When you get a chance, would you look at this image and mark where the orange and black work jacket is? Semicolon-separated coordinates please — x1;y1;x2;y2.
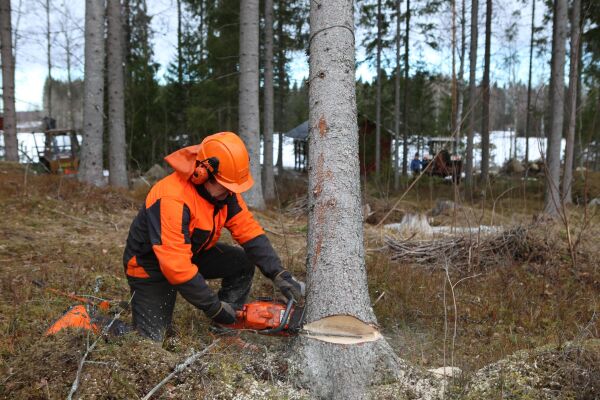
123;172;284;312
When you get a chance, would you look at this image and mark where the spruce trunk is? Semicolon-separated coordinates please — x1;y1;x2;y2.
79;0;106;186
239;0;265;209
0;0;18;162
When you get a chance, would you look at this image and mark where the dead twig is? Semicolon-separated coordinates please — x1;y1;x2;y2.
141;339;221;400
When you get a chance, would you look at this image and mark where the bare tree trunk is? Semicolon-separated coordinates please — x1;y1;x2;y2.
525;0;536;166
465;0;478;187
394;0;401;190
451;0;457;148
544;0;567;216
0;0;18;162
480;0;491;186
46;0;53;119
239;0;265;209
561;0;581;204
79;0;106;186
107;0;128;188
402;0;410;177
263;0;275;201
375;0;382;175
275;0;285;173
292;1;391;398
455;0;466;151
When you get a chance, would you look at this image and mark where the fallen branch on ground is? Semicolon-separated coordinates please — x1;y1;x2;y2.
142;339;221;400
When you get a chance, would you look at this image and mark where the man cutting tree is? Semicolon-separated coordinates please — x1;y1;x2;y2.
123;132;304;341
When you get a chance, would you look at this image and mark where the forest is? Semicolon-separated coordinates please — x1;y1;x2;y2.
1;0;600;399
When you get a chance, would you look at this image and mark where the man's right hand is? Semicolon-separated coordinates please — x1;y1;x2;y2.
206;301;236;325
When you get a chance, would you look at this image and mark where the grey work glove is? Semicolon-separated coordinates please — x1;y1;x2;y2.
273;271;305;302
205;301;236;325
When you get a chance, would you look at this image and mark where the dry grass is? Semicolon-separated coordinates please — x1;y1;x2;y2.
1;163;599;399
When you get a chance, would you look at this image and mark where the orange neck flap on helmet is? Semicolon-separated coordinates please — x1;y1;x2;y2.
164;144;202;180
164;132;254;193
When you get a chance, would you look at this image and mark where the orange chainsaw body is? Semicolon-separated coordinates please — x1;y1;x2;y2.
225;300;293;331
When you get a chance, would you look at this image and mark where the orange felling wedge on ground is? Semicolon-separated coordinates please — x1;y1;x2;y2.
45;305;99;336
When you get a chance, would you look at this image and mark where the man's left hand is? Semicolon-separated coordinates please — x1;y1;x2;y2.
273;271;305;302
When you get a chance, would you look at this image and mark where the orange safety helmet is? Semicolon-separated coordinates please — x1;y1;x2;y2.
164;132;254;193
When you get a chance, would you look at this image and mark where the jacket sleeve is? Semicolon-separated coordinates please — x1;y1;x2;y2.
225;194;284;280
148;197;219;312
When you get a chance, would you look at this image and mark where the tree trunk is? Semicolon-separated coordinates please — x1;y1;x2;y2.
544;0;567;216
525;0;536;166
456;0;466;152
239;0;265;209
291;1;392;398
394;0;401;190
263;0;275;201
375;0;382;175
46;0;53;119
402;0;410;177
480;0;491;186
275;0;286;173
561;0;581;204
451;0;457;149
79;0;106;186
107;0;128;188
465;0;478;187
0;0;18;162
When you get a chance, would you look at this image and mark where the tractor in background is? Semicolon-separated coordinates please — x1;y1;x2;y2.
422;137;462;184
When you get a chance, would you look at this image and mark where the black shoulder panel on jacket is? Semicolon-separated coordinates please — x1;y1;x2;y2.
225;194;242;221
147;200;162;245
182;204;191;244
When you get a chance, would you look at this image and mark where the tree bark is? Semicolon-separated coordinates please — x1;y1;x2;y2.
291;1;390;398
0;0;18;162
394;0;401;190
561;0;581;204
107;0;128;188
275;0;286;173
465;0;478;188
375;0;382;175
544;0;567;216
263;0;275;201
79;0;106;186
525;0;536;166
402;0;410;177
455;0;466;152
480;0;492;186
239;0;265;209
46;0;53;119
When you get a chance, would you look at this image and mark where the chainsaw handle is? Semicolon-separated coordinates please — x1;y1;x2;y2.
258;297;295;335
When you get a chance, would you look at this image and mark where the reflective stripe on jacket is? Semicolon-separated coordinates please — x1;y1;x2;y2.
123;172;281;285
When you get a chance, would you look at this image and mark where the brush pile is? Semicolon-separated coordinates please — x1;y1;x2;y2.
385;224;557;269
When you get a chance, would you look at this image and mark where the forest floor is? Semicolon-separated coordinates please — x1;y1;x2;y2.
1;162;599;399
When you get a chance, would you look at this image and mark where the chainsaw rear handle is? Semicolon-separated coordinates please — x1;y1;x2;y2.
257;297;295;335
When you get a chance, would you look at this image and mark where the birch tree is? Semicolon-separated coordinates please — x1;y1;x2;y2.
0;0;18;162
239;0;265;209
544;0;567;216
263;0;275;201
375;0;382;175
107;0;128;187
79;0;106;186
561;0;581;204
394;0;401;190
402;0;410;177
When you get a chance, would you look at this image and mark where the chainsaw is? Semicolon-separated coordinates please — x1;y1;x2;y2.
220;297;305;336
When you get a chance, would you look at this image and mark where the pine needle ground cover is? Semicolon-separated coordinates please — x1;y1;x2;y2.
1;162;599;399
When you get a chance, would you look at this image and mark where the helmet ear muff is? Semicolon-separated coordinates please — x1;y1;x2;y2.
191;157;219;185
